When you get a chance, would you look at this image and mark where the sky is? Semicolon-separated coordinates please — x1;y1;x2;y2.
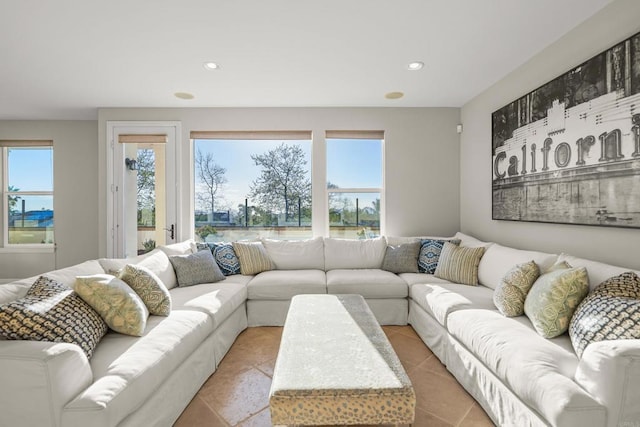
193;138;382;212
6;148;54;212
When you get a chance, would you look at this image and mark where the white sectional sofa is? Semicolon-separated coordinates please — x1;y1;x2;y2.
0;233;638;427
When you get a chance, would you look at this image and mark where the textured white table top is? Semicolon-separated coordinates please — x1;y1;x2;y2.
271;294;413;395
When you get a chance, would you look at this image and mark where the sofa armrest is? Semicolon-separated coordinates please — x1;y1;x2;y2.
0;341;92;427
575;339;640;427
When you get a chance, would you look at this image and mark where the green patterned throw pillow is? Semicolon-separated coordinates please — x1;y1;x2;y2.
119;264;171;316
0;276;108;359
434;242;485;286
524;267;589;338
493;261;540;317
74;274;149;336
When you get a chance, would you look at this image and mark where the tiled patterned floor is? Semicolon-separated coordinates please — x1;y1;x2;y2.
174;326;495;427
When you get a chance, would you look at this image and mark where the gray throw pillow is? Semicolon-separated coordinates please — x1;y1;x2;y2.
381;242;421;274
169;250;226;287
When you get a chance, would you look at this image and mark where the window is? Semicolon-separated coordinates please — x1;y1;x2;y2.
326;131;383;239
190;131;312;242
1;140;54;247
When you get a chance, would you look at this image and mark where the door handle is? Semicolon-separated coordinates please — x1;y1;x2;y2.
164;224;175;240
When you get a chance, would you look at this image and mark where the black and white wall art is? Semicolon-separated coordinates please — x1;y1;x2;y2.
492;31;640;228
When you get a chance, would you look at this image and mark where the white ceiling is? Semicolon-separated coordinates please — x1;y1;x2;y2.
0;0;613;120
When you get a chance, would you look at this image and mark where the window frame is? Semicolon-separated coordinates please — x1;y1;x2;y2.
190;131;314;242
0;141;54;250
325;131;384;238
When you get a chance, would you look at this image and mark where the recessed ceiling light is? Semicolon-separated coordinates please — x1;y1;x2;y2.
174;92;195;100
385;91;404;100
407;61;424;71
203;61;220;70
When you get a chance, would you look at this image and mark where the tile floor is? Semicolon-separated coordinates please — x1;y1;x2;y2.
174;326;495;427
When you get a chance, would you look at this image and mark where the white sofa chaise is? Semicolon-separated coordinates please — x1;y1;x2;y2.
1;233;639;427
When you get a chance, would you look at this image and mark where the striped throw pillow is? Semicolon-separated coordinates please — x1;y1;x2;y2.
232;242;273;275
434;242;485;286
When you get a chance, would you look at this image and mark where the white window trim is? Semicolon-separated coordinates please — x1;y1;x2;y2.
327;188;381;194
191;133;314;240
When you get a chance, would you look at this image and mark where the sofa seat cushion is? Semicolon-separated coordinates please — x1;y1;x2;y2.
219;274;254;286
326;269;408;298
63;310;213;427
170;281;248;329
247;270;326;300
409;283;495;327
262;237;325;270
446;309;604;425
398;273;455;286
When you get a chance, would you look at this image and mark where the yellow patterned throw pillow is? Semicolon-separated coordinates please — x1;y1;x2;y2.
524;267;589;338
434;242;485;286
493;261;540;317
232;241;274;275
119;264;171;316
74;274;149;336
0;276;108;359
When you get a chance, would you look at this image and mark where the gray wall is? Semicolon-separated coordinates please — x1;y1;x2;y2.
0;108;459;279
460;0;640;270
97;107;461;256
0;121;99;279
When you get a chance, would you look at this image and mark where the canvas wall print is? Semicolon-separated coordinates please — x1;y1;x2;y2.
492;31;640;228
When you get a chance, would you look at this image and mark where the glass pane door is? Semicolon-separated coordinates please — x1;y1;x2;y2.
112;127;176;258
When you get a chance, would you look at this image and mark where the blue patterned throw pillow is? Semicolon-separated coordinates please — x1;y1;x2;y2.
196;242;241;276
418;239;461;274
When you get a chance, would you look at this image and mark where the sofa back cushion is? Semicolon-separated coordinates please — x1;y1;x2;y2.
454;232;493;248
558;253;640;291
99;249;178;290
478;243;558;290
385;235;455;246
262;237;325;270
324;237;386;270
45;260;106;288
158;239;196;256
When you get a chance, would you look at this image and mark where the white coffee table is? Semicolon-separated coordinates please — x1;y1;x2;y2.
269;294;415;426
